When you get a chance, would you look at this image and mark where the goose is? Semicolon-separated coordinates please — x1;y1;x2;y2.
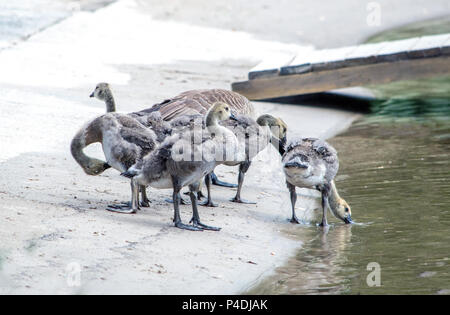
281;138;352;226
121;102;239;231
70;111;164;211
137;89;255;188
199;113;288;206
71;83;174;208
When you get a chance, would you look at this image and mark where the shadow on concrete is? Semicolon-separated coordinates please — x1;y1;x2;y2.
263;92;373;114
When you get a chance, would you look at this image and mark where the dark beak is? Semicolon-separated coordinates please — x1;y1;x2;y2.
344;215;353;224
284;161;308;169
229;113;238;121
89;92;94;98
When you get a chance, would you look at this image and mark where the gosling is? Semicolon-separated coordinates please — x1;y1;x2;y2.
281;138;352;226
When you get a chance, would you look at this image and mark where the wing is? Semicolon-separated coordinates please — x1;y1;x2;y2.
134;89;254;121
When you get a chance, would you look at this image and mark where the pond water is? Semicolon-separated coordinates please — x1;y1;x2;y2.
248;119;450;295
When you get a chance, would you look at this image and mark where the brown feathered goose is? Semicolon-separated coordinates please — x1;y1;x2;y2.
281;138;352;226
136;89;255;188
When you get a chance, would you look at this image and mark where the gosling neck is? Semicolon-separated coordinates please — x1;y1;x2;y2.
269;135;285;156
70;130;97;173
205;110;218;128
104;89;116;112
328;180;341;214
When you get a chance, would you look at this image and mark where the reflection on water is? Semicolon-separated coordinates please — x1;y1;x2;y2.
248;119;450;295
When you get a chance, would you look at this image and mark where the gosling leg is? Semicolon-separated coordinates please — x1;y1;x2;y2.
199;173;218;207
140;185;150;207
230;160;255;204
171;176;202;231
319;185;330;227
107;179;139;214
189;183;221;231
287;182;300;224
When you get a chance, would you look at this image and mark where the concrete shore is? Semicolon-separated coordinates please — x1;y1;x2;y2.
0;0;445;294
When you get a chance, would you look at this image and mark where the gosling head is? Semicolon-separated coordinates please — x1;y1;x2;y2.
334;198;353;224
209;102;237;121
84;158;111;176
146;111;172;142
257;114;288;149
90;82;111;100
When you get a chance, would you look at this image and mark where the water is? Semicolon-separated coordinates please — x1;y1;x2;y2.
248;119;450;294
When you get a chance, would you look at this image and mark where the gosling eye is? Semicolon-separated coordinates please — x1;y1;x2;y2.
225;107;229;111
345;207;349;212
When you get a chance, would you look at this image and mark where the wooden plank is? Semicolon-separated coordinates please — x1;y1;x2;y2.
311;46;359;71
231;55;450;100
408;34;449;58
376;37;420;62
248;54;295;80
343;42;388;66
442;34;450;55
279;50;313;75
281;46;360;74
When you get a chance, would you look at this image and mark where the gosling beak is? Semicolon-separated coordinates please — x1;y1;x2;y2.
89;92;94;98
229;113;238;121
344;215;353;224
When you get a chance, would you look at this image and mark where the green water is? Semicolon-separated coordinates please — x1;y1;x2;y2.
366;16;450;44
248;119;450;295
366;15;450;118
247;18;450;295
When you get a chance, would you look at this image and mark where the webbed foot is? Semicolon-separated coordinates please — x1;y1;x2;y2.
230;197;256;204
174;221;204;231
290;216;301;224
211;173;237;188
106;202;138;214
140;200;150;207
165;197;191;205
199;199;218;207
189;218;221;231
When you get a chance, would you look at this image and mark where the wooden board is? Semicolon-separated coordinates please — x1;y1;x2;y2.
232;55;450;100
232;33;450;100
248;54;296;80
